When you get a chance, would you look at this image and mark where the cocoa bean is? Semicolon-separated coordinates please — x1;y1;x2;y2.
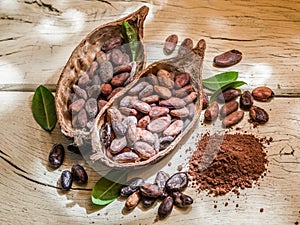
154;85;172;99
213;49;242;67
67;143;81;154
87;61;98;78
125;191;141;210
140;184;163;198
146;73;159;85
110;48;124;65
69;98;85;113
155;171;170;191
119;107;138;116
77;109;87;128
107;87;124;100
140;130;155;145
149;106;169;118
220;101;239;117
85;98;98;118
147;116;171;133
110;136;127;154
101;83;112;97
157;69;174;89
133;100;151;114
92;75;101;85
113;151;140;163
163;120;183;136
178;38;193;55
159;136;174;150
186;103;196;119
141;95;160;104
113;64;132;75
110;72;130;87
222;111;244;127
122;53;130;65
164;34;178;55
252;86;274;102
73;85;87;100
134;141;156;159
202;90;209;109
141;196;157;208
137;115;151;129
119;96;138;108
87;85;101;98
170;107;189;118
98;61;113;83
71;164;88;185
108;108;123;122
240;90;254;110
60;170;73;191
102;36;122;52
174;85;193;98
122;116;138;126
165;172;188;192
159;97;186;108
78;73;90;88
96;51;108;64
183;92;198;104
153;133;160;153
158;196;174;219
138;84;154;99
49;143;65;169
204;102;219;121
120;177;145;197
249;106;269;124
127;81;148;95
97;99;107;112
217;88;240;102
126;122;137;146
112;120;127;137
172;192;193;208
68;93;78;106
174;73;190;89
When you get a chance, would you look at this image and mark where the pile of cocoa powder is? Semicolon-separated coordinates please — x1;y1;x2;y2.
188;133;268;196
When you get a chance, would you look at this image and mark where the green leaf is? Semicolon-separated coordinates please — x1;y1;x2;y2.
91;170;128;206
202;71;238;90
209;81;247;104
32;85;57;132
121;21;139;61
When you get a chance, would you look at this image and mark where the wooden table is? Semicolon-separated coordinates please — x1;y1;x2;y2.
1;0;299;224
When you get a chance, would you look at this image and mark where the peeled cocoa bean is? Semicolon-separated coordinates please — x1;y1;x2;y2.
141;95;160;104
164;34;178;55
240;90;254;110
158;196;174;219
125;191;141;210
110;72;130;87
149;106;169;118
252;86;274;102
222;111;244;127
147;116;171;133
137;115;151;129
154;85;172;99
213;49;242;67
140;183;163;198
120;177;145;197
249;106;269;124
134;141;156;159
71;164;88;185
204;102;219;121
178;38;193;55
110;136;127;154
113;151;140;163
165;172;188;192
102;36;122;52
170;107;189;118
220;101;239;117
60;170;73;191
217;88;240;102
159;97;186;108
174;73;190;89
163;120;183;136
49;143;65;169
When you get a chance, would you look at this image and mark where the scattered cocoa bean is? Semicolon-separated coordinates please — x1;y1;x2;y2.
158;196;174;219
78;73;90;87
77;109;87;128
67;143;81;154
71;164;88;185
87;61;98;78
146;73;159;86
217;88;240;102
97;99;108;112
164;34;178;55
250;106;269;124
222;111;244;127
183;92;198;104
213;49;242;67
119;107;138;116
204;102;219;121
48;143;65;169
87;85;101;98
140;184;163;198
127;81;148;95
252;86;274;102
96;51;108;64
133;100;151;114
159;136;174;150
120;177;145;197
186;103;196;119
141;196;157;208
240;90;254;110
220;101;239;117
140;130;155;145
155;171;170;191
165;172;188;192
172;192;193;208
125;191;141;210
60;170;73;191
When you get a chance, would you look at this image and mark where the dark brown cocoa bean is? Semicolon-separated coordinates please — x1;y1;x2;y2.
87;61;98;78
154;85;172;99
107;87;124;100
110;72;130;87
102;36;122;52
222;111;244;127
155;171;170;191
183;92;198;104
220;101;239;117
202;90;209;109
174;73;190;89
139;84;153;99
98;61;113;83
213;49;242;67
78;73;90;88
69;98;85;113
137;115;151;129
178;38;193;55
101;83;112;97
252;86;274;102
141;196;157;208
120;177;145;197
172;192;193;208
111;48;124;65
128;81;148;95
125;191;141;210
149;106;169;118
147;116;171;133
217;88;240;102
134;141;156;159
67;143;81;154
141;95;160;104
140;184;163;198
170;107;189;118
204;102;219;121
165;172;188;192
174;85;193;98
113;151;140;163
240;90;254;110
249;106;269;124
113;64;132;75
159;97;186;108
87;85;101;98
146;73;159;85
85;98;98;118
73;84;87;100
60;170;73;191
158;196;174;219
164;34;178;55
159;136;174;150
49;143;65;169
157;69;174;89
71;164;88;185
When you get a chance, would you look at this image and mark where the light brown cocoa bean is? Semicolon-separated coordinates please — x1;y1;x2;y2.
111;48;124;65
97;99;107;112
73;85;87;100
140;130;155;145
153;133;160;153
154;85;172;99
159;97;186;108
107;87;123;100
119;107;138;116
113;151;140;163
134;141;156;159
186;103;195;119
164;34;178;55
183;92;198;104
213;49;242;67
163;120;183;136
113;64;132;75
217;88;240;102
96;51;108;64
149;106;169;118
252;86;274;102
101;36;123;52
202;90;209;109
141;95;160;104
119;96;138;108
170;107;189;118
139;84;154;99
127;81;148;95
110;136;127;154
178;38;193;55
98;61;113;83
147;116;171;133
133;101;151;114
78;72;90;87
240;90;254;110
146;73;159;85
108;108;123;122
137;116;151;129
101;83;112;97
157;69;174;89
87;85;101;98
69;98;85;113
140;183;163;198
110;72;130;87
92;75;101;85
125;191;141;210
220;101;239;117
174;73;190;89
174;85;193;98
204;102;219;121
122;116;138;126
222;111;244;127
87;61;98;78
249;106;269;124
85;98;98;118
112;120;127;137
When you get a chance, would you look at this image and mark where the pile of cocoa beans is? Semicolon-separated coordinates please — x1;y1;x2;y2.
121;171;193;220
203;86;274;127
101;68;198;163
68;35;135;131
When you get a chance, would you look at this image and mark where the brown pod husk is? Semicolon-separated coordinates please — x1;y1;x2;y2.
55;6;149;142
90;39;206;169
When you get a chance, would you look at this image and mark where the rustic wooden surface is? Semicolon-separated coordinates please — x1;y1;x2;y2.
0;0;299;224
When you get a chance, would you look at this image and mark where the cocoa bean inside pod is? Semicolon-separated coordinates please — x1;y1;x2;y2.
55;6;149;141
90;39;206;168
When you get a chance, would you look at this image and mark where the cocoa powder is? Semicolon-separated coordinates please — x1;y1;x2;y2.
188;133;268;196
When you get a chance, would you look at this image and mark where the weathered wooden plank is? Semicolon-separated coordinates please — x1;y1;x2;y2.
0;92;299;224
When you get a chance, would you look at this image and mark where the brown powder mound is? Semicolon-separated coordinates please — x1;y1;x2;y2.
188;133;268;196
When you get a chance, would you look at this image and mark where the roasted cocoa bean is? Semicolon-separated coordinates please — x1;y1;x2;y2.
220;101;239;117
113;64;132;75
119;107;138;116
137;115;151;129
110;72;130;87
165;172;188;192
141;95;160;104
249;106;269;124
170;107;189;118
240;90;254;110
78;73;90;87
71;164;88;185
113;151;140;163
111;48;124;65
213;49;242;67
147;116;171;133
73;84;87;100
85;98;98;118
141;196;157;208
157;69;174;89
98;61;113;83
140;184;163;198
204;102;219;121
134;141;156;159
154;85;172;99
101;83;112;97
155;171;170;191
49;143;65;169
202;90;209;109
110;136;127;154
120;177;145;197
217;88;240;102
133;100;151;114
87;61;98;78
158;196;174;219
60;170;73;191
125;191;141;210
69;98;85;113
222;111;244;127
102;36;122;52
178;38;193;55
139;84;154;99
87;85;101;98
146;73;159;86
159;136;174;150
183;92;198;104
107;87;123;100
128;81;148;95
159;97;186;108
174;73;190;89
174;85;193;98
149;106;169;118
67;143;81;154
252;86;274;102
172;192;193;208
164;34;178;55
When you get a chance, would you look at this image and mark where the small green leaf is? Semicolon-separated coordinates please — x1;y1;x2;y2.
209;81;247;104
203;71;238;90
32;85;57;132
91;170;128;206
121;21;139;61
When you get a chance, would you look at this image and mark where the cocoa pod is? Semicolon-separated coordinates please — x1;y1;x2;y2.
213;49;242;67
220;101;239;117
249;106;269;124
222;111;244;127
252;86;274;102
217;88;240;102
204;102;219;121
164;34;178;55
